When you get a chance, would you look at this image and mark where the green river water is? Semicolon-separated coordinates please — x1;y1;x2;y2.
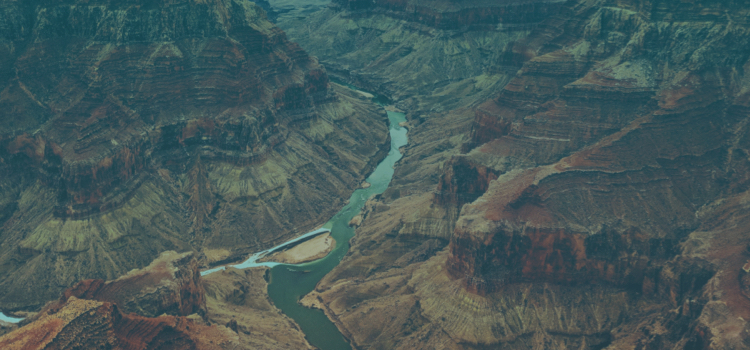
267;109;407;350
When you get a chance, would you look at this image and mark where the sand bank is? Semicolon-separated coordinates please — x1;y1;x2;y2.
262;233;336;265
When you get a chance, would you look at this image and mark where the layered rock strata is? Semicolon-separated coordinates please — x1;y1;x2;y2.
277;0;552;113
0;249;311;349
0;297;238;350
202;267;315;349
53;251;206;318
281;0;750;348
0;0;389;311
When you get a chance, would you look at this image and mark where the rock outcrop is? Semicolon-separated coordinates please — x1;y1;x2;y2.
0;251;236;350
280;0;750;348
0;0;389;311
54;251;206;318
0;250;315;350
0;297;238;350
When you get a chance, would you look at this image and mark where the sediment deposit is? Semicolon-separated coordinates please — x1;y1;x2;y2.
260;232;336;264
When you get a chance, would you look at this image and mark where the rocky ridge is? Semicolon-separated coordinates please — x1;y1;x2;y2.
0;250;312;349
282;0;750;348
0;0;389;311
0;251;229;350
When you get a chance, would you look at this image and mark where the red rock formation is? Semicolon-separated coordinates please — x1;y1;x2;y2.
0;297;236;350
432;0;750;346
0;250;233;350
435;156;499;206
0;0;389;311
53;251;206;318
0;0;322;216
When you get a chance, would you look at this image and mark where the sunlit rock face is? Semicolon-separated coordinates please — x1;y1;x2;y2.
0;251;239;350
0;0;389;311
279;0;750;348
447;0;750;293
57;251;206;318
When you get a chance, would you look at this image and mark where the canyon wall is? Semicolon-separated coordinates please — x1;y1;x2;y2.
283;0;750;348
0;250;312;349
0;0;389;311
0;251;225;350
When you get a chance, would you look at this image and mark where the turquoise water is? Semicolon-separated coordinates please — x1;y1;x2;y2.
0;311;23;323
267;110;408;350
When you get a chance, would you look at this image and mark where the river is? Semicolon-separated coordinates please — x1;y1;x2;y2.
0;312;23;324
204;92;407;349
2;89;406;344
266;108;406;350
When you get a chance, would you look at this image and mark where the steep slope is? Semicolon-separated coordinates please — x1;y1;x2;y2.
278;0;562;112
0;250;311;349
0;0;389;311
277;0;564;242
202;267;315;349
282;0;750;348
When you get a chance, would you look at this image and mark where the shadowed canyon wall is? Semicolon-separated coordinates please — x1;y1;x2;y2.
0;0;389;311
5;0;750;348
283;0;750;348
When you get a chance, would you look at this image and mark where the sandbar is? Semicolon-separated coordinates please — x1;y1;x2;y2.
261;233;336;264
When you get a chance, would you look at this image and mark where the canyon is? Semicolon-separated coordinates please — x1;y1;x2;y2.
0;0;389;312
279;0;750;348
3;0;750;349
0;250;317;349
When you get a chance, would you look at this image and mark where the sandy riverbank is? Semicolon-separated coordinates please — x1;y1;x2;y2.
261;233;336;265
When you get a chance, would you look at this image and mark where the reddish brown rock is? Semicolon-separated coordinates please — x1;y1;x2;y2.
53;251;206;318
279;0;750;348
0;0;389;310
0;297;237;350
435;156;499;207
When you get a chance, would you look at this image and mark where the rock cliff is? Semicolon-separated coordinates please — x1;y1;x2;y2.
0;250;309;350
54;251;206;318
0;297;238;350
0;0;389;311
282;0;750;348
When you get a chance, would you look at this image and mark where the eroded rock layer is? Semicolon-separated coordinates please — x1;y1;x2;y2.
0;0;389;311
0;297;236;350
281;0;750;348
0;249;310;350
0;250;314;350
55;251;206;318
